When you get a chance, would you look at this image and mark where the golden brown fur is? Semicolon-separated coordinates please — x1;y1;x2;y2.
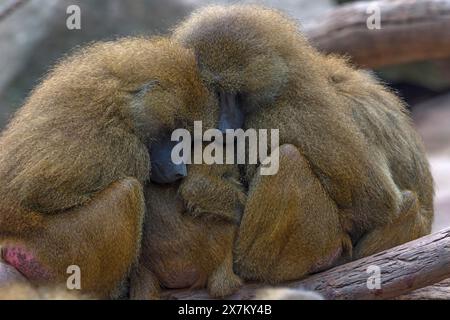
173;5;434;282
130;163;245;299
0;37;211;298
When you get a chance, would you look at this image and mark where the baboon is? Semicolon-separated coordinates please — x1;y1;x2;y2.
130;136;245;299
0;37;211;298
173;5;434;282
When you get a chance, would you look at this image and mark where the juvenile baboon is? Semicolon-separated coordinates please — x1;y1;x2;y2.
130;137;245;299
173;5;434;282
0;37;211;298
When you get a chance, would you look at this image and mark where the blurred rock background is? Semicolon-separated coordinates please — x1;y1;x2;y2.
0;0;449;231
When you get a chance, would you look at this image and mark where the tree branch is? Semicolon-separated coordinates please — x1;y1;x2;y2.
305;0;450;68
163;228;450;299
395;278;450;300
0;0;29;22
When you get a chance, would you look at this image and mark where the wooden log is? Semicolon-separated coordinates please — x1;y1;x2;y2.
395;278;450;300
0;0;29;21
163;228;450;300
305;0;450;68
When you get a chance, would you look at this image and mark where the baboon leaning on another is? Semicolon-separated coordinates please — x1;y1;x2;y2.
172;5;434;283
0;37;213;298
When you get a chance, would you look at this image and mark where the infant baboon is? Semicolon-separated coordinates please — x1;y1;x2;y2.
0;37;211;298
173;5;434;282
130;137;245;299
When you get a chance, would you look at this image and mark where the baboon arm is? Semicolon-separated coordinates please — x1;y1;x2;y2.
1;124;148;215
129;263;161;300
235;144;350;282
179;165;246;223
0;177;145;298
207;249;242;298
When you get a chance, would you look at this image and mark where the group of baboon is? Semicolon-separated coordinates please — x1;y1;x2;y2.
0;5;433;299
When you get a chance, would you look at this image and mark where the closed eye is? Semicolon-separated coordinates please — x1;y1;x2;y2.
128;80;160;97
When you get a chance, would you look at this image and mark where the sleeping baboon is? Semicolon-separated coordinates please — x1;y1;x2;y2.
173;5;434;282
0;37;211;298
130;137;245;299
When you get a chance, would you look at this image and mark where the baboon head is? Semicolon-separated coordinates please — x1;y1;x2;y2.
107;37;213;138
173;5;307;131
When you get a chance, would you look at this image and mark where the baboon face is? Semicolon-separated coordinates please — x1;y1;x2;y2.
122;41;212;137
196;42;287;99
132;81;219;134
174;6;290;131
195;42;288;131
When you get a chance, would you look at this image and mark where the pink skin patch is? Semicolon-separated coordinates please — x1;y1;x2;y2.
1;245;52;282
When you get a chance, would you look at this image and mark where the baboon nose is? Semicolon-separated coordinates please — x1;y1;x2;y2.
176;164;188;178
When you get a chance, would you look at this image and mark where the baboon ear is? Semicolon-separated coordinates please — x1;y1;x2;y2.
128;80;160;98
